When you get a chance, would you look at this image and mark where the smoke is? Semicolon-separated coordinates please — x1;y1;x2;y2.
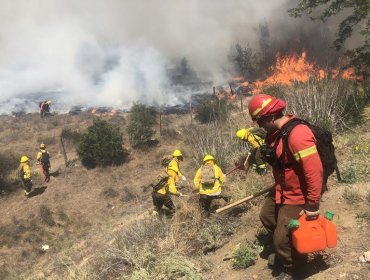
0;0;350;114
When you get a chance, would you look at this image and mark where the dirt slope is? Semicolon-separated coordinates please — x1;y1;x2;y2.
0;112;369;279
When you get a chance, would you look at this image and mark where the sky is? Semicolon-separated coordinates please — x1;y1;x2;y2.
0;0;335;114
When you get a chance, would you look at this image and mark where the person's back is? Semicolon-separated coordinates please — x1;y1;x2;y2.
37;143;51;182
194;155;227;213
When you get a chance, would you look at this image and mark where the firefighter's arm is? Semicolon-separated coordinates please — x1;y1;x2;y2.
167;169;180;195
216;166;226;183
36;152;42;162
193;168;202;189
289;125;322;211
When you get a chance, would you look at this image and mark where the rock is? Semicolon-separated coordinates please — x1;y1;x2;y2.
252;275;258;279
363;250;370;263
358;255;366;263
339;272;347;278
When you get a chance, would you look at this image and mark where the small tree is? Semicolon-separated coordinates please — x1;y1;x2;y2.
77;118;126;168
127;103;157;148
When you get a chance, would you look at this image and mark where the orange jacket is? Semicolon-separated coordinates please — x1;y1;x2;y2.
267;115;323;209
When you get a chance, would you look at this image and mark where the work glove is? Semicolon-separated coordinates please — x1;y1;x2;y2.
181;175;186;181
177;192;184;197
304;204;320;220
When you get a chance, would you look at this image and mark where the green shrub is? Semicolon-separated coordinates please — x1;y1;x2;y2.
127;103;157;148
195;97;232;124
0;152;19;192
77;118;126;168
231;242;258;269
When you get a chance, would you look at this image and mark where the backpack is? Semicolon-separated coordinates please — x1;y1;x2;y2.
261;118;340;192
19;166;25;180
40;151;50;167
161;155;172;167
250;127;266;140
200;164;216;185
151;169;169;192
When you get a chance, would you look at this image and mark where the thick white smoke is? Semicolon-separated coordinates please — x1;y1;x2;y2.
0;0;296;114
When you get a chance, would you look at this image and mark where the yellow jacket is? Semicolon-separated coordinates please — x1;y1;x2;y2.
194;162;225;195
157;167;180;195
243;128;264;149
20;163;31;180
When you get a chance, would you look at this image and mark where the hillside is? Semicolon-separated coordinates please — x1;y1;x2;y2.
0;107;370;280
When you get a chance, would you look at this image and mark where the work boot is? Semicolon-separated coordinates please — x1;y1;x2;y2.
24;190;30;197
275;265;293;280
268;253;276;268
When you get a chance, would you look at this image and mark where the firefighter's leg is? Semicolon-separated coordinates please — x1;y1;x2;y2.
199;194;212;214
44;165;50;182
23;180;32;196
152;192;164;213
259;194;277;259
273;204;304;269
163;195;176;217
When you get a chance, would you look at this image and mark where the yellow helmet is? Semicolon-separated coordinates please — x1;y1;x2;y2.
40;143;46;149
172;149;183;157
20;156;29;163
236;129;247;140
46;100;52;104
203;154;215;163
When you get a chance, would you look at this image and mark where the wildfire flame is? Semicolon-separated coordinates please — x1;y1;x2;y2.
233;51;361;94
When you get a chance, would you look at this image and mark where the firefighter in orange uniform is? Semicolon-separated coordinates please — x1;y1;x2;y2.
248;94;323;280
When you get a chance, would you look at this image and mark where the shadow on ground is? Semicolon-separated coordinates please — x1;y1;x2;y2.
28;186;47;198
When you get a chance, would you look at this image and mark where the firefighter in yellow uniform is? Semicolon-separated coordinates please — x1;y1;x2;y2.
19;156;32;197
236;127;267;174
152;149;184;217
193;155;228;214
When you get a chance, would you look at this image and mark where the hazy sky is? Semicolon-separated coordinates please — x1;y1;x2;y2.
0;0;318;113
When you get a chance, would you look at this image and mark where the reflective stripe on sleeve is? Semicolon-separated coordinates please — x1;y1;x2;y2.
293;146;318;161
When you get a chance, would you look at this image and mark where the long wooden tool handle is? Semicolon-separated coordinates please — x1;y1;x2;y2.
216;186;273;214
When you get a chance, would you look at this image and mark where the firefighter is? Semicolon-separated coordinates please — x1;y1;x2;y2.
193;155;228;214
39;100;51;118
168;149;186;181
248;94;322;280
19;156;32;197
236;127;267;174
151;149;184;217
37;143;51;182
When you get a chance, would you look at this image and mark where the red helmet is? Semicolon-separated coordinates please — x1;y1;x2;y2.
248;94;286;120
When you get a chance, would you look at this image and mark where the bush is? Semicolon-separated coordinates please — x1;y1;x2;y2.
77;118;127;168
195;97;232;124
231;242;258;269
0;152;19;192
127;103;157;148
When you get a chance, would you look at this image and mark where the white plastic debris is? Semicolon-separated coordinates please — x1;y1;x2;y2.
41;244;50;251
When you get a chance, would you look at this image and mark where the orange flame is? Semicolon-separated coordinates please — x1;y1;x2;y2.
241;51;362;94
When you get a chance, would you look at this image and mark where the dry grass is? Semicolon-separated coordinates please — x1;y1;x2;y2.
183;122;249;171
